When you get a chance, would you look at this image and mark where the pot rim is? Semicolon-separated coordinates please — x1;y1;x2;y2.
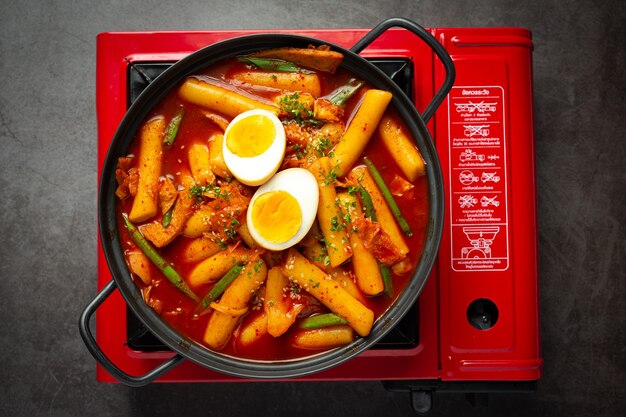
98;32;445;379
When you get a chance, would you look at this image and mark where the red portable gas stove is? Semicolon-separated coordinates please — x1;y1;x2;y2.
94;25;541;407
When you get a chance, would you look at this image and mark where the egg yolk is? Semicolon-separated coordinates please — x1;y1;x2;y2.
251;190;302;244
226;114;275;157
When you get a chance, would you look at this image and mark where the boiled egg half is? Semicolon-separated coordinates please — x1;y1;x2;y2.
222;109;286;186
247;168;319;251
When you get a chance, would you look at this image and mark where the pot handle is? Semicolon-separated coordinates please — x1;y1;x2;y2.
350;17;455;123
79;279;185;387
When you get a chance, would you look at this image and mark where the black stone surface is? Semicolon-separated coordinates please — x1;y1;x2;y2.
0;0;624;416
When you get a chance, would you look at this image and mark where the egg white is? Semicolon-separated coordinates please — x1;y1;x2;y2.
246;168;319;251
222;109;286;186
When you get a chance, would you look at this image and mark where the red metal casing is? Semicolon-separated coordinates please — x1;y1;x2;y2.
433;28;541;380
95;27;540;383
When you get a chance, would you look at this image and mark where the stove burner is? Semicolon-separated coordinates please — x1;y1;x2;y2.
124;58;420;352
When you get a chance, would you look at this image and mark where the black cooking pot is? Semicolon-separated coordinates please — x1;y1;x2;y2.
80;17;455;386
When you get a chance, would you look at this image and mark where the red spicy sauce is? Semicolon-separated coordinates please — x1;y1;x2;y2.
116;56;429;361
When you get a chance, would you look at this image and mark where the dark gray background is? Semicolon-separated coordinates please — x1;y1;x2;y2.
1;0;624;416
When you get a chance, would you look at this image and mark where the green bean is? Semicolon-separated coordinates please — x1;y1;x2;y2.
379;264;394;298
358;185;377;221
161;206;174;227
299;313;348;329
238;57;311;73
122;214;199;302
362;157;413;236
198;263;244;312
163;106;184;147
328;79;364;105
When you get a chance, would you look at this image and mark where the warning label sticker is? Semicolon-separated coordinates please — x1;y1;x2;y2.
448;87;509;271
